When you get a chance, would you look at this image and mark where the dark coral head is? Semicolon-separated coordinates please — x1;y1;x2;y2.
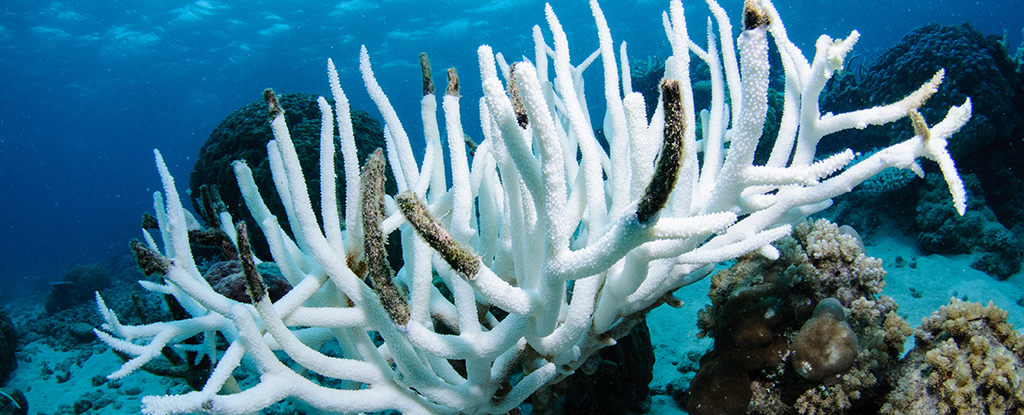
687;358;752;415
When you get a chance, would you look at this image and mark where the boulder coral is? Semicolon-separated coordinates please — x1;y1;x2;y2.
790;298;859;384
189;93;392;259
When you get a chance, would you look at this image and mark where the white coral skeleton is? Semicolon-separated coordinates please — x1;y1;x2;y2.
94;0;971;413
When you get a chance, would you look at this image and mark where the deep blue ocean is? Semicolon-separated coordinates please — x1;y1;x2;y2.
0;0;1019;293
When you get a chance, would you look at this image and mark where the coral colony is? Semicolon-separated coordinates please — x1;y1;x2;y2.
94;0;971;413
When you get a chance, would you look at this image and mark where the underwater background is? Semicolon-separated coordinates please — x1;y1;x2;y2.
0;0;1023;414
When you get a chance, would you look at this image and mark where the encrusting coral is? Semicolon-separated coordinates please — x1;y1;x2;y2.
690;219;912;414
881;298;1024;414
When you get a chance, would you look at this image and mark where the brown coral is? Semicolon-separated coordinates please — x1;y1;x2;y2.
791;299;859;384
687;219;910;414
882;298;1024;414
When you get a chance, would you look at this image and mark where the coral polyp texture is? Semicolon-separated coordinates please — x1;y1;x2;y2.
691;219;911;414
94;0;971;413
882;298;1024;414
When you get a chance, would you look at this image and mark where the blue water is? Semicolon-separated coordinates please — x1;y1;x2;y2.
0;0;1019;291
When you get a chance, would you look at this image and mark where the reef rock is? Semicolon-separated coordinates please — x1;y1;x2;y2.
44;264;111;314
0;309;16;383
916;174;1021;279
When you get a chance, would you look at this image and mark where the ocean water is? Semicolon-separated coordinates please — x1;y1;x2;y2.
0;0;1021;413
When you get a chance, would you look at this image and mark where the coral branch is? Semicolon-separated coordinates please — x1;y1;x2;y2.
396;191;481;279
362;149;410;326
235;222;264;304
129;239;171;276
637;79;685;224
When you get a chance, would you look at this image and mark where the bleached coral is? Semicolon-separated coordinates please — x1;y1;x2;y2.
95;0;970;413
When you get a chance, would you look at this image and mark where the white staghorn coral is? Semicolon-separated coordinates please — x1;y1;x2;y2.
95;0;970;413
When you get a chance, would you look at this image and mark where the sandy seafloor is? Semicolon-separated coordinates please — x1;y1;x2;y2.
3;224;1023;415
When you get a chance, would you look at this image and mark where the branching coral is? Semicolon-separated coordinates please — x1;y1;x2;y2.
882;299;1024;414
93;0;969;413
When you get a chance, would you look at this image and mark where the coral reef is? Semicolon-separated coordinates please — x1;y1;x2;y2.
823;23;1024;275
820;23;1019;163
688;219;912;414
93;0;970;412
916;174;1021;279
882;298;1024;414
832;170;1022;280
16;254;163;353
